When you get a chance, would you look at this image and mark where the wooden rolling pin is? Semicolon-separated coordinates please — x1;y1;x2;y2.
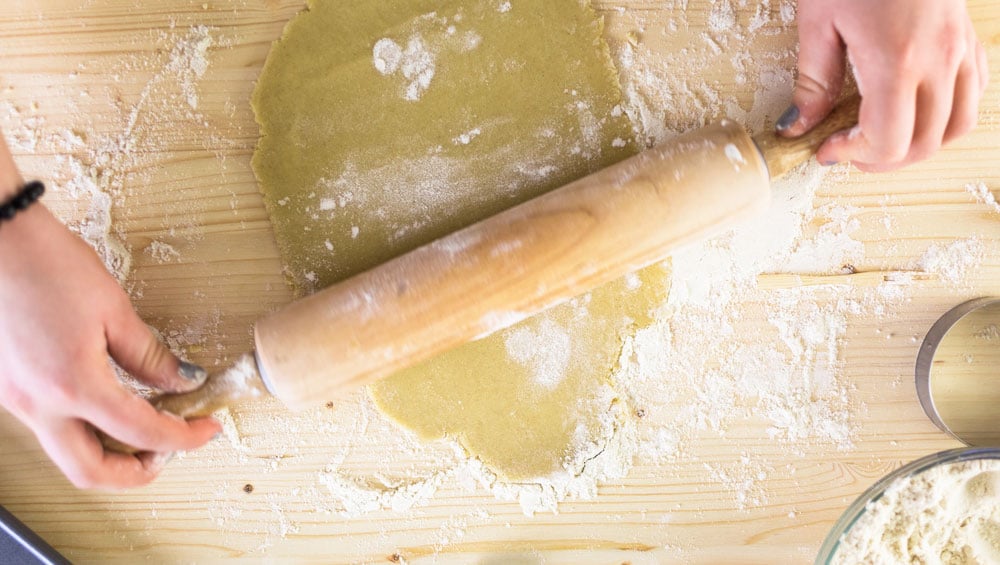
136;94;861;424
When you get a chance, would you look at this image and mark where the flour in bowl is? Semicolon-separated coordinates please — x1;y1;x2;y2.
832;459;1000;565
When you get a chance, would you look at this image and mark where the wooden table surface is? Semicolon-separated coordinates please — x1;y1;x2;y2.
1;1;999;563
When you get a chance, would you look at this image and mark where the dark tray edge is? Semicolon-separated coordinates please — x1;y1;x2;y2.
0;504;70;565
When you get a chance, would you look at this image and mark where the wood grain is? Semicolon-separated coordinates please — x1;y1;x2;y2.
0;0;998;563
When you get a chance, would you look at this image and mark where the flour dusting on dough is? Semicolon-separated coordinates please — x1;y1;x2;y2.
504;318;573;389
452;127;482;145
372;38;404;75
373;35;438;101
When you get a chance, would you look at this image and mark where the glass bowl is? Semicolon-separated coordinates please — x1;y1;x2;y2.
815;447;1000;564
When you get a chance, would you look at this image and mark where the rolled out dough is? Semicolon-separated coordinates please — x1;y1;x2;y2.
252;0;669;481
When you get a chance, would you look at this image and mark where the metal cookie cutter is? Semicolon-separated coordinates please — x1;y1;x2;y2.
916;297;1000;446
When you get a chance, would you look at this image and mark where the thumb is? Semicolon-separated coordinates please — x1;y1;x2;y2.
777;17;846;137
106;297;207;394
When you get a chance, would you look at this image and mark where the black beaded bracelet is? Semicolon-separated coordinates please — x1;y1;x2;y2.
0;181;45;224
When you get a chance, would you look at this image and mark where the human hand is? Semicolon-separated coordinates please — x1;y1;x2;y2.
777;0;989;172
0;142;220;489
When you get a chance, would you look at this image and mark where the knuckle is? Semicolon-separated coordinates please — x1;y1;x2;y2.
949;113;977;139
979;45;991;88
888;40;922;77
873;142;910;164
111;287;136;313
795;73;835;102
120;420;162;449
45;377;82;407
909;143;938;163
65;464;101;489
886;31;964;78
0;381;34;416
140;342;171;379
936;25;968;68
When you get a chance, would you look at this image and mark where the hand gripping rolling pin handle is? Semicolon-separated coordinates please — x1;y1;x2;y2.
753;93;861;179
99;352;270;454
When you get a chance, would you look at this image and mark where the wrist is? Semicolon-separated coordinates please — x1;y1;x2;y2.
0;197;53;266
0;134;24;200
0;178;28;202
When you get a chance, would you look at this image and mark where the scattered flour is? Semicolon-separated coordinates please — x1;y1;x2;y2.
164;24;214;110
967;181;1000;214
975;324;1000;342
708;0;737;33
318;391;637;517
7;25;221;290
606;165;868;508
319;467;449;516
781;203;864;274
832;459;1000;565
611;1;798;145
778;0;796;24
917;237;984;284
145;240;181;263
705;456;771;511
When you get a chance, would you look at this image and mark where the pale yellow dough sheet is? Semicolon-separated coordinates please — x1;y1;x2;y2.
252;0;668;481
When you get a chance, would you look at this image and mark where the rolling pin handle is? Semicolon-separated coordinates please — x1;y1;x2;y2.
754;93;862;179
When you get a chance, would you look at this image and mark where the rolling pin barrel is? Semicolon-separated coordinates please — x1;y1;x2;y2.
254;121;772;409
101;95;859;453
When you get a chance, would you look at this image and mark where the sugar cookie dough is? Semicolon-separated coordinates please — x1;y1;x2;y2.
252;0;667;481
371;267;669;480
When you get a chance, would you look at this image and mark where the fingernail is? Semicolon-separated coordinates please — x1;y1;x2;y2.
178;361;207;384
151;451;175;469
775;105;800;131
821;160;838;167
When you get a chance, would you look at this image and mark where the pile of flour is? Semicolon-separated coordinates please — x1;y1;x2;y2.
832;459;1000;564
